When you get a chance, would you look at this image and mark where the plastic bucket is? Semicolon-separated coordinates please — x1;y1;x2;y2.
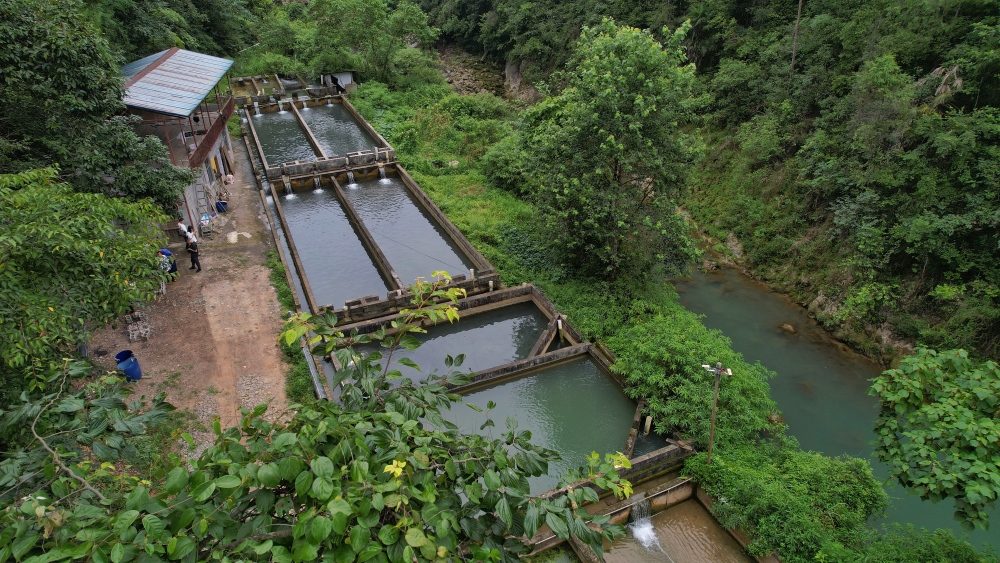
116;351;142;382
215;201;228;213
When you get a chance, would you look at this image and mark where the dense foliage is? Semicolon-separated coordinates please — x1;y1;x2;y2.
237;0;443;90
421;0;1000;363
686;446;888;562
520;21;701;278
0;280;631;563
0;169;167;394
608;297;778;449
0;0;193;210
871;348;1000;530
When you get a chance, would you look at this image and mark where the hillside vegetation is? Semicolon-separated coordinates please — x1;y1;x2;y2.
421;0;1000;363
1;0;998;561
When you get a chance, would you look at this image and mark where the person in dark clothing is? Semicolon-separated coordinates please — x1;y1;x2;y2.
186;239;201;272
158;248;178;279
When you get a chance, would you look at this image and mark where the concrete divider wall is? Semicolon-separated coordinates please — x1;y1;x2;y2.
392;164;494;273
267;181;321;313
325;175;403;292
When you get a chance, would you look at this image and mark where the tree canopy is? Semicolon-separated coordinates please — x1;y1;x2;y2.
871;348;1000;531
525;20;701;278
0;0;193;210
0;169;167;392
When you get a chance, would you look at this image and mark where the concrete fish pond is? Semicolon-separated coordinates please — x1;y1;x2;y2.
298;102;378;157
248;108;318;166
243;94;756;560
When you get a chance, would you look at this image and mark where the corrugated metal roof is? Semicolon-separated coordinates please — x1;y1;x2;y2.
122;49;233;118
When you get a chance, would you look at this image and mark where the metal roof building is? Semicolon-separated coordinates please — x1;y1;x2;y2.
121;48;237;237
122;48;233;117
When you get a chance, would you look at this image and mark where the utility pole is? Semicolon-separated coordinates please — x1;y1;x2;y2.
702;362;732;465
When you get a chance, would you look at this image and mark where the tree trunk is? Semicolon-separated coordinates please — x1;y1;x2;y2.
789;0;805;83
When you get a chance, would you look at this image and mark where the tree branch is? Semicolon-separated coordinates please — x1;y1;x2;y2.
30;366;107;501
219;529;293;550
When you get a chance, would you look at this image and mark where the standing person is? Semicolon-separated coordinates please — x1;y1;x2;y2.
186;238;201;272
186;225;198;243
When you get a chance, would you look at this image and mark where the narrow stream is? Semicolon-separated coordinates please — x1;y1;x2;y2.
675;267;998;550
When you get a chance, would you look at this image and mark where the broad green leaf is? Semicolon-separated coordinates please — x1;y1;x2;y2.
404;527;428;548
164;467;189;494
215;475;242;489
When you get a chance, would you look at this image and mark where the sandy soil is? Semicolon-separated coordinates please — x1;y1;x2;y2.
89;138;288;453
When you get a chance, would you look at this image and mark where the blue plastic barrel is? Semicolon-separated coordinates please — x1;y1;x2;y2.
215;201;228;213
115;350;142;382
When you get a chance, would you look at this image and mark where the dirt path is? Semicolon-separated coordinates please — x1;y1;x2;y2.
90;138;288;453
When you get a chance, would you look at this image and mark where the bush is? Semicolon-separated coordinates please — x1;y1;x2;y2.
685;445;888;562
608;294;778;449
480;134;532;194
235;51;306;76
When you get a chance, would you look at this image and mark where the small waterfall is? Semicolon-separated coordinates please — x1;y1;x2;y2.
313;177;322;191
346;171;355;184
326;97;333;106
253;102;260;116
301;100;308;110
277;100;285;112
283;181;293;195
628;498;674;561
378;167;386;179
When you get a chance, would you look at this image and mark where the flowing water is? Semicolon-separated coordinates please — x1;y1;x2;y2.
444;356;636;493
297;104;378;156
276;188;390;309
676;266;999;550
360;301;549;377
252;110;318;165
342;176;474;285
605;501;753;563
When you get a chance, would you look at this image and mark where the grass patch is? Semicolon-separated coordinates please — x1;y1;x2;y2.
263;250;314;403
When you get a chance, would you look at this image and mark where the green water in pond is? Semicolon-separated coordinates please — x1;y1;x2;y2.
251;110;318;165
342;175;474;285
361;301;549;377
675;267;998;550
276;188;390;309
298;104;378;156
444;357;636;493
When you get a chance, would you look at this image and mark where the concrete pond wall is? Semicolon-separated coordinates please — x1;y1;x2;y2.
242;92;761;561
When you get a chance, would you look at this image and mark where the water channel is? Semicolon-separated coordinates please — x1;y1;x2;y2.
675;266;998;550
277;187;390;309
298;104;378;156
252;110;318;165
363;301;549;376
604;501;753;563
342;175;474;285
444;356;637;493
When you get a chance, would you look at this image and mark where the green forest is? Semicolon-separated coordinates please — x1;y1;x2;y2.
1;0;999;561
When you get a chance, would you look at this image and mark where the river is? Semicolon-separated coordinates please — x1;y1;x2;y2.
675;266;998;551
